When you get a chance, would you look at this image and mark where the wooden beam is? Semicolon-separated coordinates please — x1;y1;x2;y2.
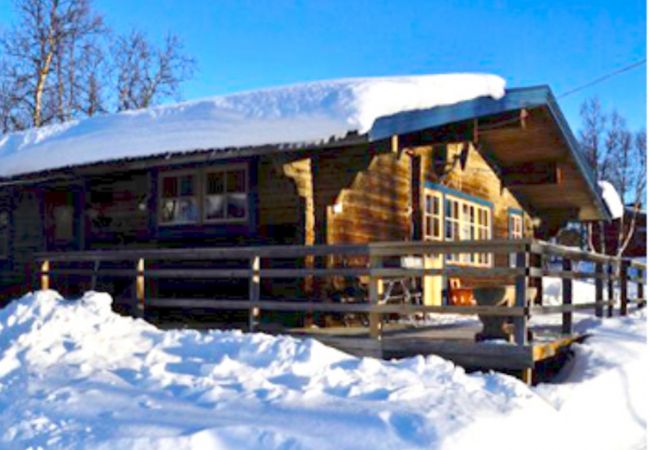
501;161;562;187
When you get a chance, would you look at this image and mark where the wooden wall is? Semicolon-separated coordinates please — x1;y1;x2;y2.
86;172;151;248
0;188;43;303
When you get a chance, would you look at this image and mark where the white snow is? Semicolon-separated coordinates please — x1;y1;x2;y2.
0;289;645;449
598;180;624;219
0;74;505;178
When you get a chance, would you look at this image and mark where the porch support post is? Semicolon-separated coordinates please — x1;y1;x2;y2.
368;254;383;341
637;266;645;308
620;259;628;316
249;256;261;332
561;258;572;335
607;262;614;317
595;263;604;318
513;250;529;346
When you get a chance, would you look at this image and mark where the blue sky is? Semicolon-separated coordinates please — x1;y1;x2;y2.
0;0;646;132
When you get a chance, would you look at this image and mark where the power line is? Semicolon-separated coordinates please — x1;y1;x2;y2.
557;59;646;99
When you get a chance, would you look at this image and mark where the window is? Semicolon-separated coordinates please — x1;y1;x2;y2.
204;166;248;222
444;195;492;266
159;165;248;226
423;187;492;267
160;173;199;225
423;190;443;241
0;210;8;258
509;212;524;267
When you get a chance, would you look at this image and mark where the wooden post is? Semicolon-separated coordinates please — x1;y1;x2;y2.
136;258;145;317
91;259;100;291
249;256;261;332
636;267;645;309
620;259;628;316
561;258;572;335
368;254;383;341
40;260;50;290
607;263;614;318
595;263;603;318
513;251;529;346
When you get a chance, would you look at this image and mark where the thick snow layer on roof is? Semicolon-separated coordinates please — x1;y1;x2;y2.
598;180;624;219
0;74;505;177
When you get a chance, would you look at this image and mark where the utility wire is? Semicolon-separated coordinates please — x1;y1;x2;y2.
557;59;646;99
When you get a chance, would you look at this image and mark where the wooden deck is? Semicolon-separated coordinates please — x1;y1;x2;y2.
284;321;586;372
34;238;646;384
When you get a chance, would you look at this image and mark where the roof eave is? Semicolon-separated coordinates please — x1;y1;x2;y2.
369;85;612;221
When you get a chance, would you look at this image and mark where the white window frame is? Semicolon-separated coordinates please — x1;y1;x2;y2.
509;212;524;267
158;164;249;227
423;189;443;241
444;194;492;267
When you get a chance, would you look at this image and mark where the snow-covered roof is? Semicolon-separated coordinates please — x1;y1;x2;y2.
598;181;624;220
0;74;505;178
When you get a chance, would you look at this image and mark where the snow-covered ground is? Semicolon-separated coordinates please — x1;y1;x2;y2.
0;74;504;177
0;289;646;450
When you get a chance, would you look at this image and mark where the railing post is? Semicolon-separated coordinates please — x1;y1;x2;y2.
637;266;645;309
607;262;614;318
595;263;604;318
514;250;529;346
249;256;261;332
368;254;383;341
40;260;50;290
620;259;628;316
135;258;145;317
561;258;572;335
91;259;100;291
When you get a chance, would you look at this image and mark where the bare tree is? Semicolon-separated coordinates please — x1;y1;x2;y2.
579;97;646;257
0;0;104;128
113;30;195;111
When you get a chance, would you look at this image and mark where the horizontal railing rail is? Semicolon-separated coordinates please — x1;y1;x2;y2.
34;238;646;349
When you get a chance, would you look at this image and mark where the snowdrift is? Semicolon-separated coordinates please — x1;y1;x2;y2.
0;74;505;177
0;290;645;449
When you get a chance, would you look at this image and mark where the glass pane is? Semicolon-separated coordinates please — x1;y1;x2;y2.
178;198;199;222
433;197;439;215
207;172;225;195
162;177;177;198
161;198;198;223
179;175;194;196
425;217;432;237
426;195;433;214
226;169;246;193
54;206;74;241
205;195;226;220
227;193;247;218
161;199;176;222
433;219;440;239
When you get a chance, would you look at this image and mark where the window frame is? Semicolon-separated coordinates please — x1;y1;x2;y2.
203;164;249;224
508;210;524;267
158;164;249;227
423;189;443;241
423;185;493;268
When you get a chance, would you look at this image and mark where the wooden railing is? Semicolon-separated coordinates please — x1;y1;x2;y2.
35;239;646;347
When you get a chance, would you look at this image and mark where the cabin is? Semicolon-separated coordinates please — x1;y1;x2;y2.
593;207;647;258
0;76;614;316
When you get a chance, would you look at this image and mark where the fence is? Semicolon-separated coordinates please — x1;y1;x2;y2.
35;238;646;348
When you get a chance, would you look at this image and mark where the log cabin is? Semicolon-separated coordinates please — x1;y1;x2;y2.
0;75;615;319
